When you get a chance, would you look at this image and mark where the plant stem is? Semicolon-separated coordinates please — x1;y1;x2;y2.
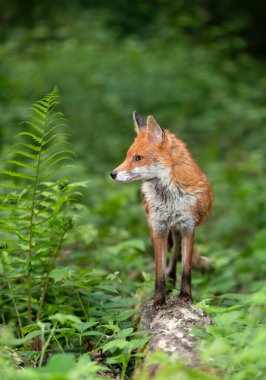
53;334;65;354
36;273;49;321
38;322;57;367
76;290;89;320
121;356;130;380
27;101;50;324
37;230;67;320
27;153;42;324
6;279;24;337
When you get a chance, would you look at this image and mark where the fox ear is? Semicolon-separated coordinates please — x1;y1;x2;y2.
133;111;146;134
146;115;164;144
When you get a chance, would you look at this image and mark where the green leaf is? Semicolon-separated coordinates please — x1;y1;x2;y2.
102;338;128;352
39;353;75;373
117;328;134;338
22;324;46;334
127;337;150;352
116;310;136;321
8;330;45;346
49;313;81;324
98;324;120;333
106;271;120;280
106;354;124;365
72;321;98;332
95;284;118;293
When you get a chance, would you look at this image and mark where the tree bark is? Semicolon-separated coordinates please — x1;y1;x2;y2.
136;296;212;377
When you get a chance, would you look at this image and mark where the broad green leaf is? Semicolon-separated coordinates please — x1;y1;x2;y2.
117;328;134;338
49;313;81;324
72;321;98;332
8;330;45;346
102;338;128;352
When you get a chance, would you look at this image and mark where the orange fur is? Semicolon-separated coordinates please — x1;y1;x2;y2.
111;113;213;307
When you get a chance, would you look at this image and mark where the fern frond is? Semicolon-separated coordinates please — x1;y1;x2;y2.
44;86;60;102
44;122;67;137
0;182;32;190
43;132;70;147
35;181;61;196
21;121;43;135
0;195;31;202
0;205;29;211
27;114;46;127
0;189;30;203
40;150;75;165
36;99;49;108
34;213;58;226
41;141;71;158
6;160;35;171
0;170;35;181
40;156;74;174
12;149;37;160
33;103;47;114
46;112;65;121
41;166;70;183
2;212;32;222
13;142;41;152
15;232;31;243
35;194;56;208
0;86;83;325
31;106;47;120
2;224;30;232
18;131;42;144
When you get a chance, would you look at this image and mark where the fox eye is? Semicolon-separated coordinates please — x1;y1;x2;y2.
134;155;144;162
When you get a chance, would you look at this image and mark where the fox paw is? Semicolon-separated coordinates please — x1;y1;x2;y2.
178;292;193;303
153;298;166;310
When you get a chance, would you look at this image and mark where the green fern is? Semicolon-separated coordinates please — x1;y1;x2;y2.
0;88;79;327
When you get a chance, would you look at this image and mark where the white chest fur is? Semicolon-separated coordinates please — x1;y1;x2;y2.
141;179;197;234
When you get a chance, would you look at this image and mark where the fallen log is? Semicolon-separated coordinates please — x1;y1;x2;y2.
135;296;212;378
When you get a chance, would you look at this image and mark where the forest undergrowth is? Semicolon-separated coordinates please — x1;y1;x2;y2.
0;13;266;379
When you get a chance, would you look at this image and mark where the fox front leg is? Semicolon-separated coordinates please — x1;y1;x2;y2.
179;232;194;303
152;231;168;309
167;230;181;287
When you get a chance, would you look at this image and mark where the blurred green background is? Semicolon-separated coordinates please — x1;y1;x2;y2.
0;0;265;246
1;2;266;378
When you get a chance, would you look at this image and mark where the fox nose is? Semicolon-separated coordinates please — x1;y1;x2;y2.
110;171;117;180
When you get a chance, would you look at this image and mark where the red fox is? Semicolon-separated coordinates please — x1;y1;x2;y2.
110;112;213;308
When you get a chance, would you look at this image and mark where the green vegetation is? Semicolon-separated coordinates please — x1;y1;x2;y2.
0;89;149;380
0;3;266;379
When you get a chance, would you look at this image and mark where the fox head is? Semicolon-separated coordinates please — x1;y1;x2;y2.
110;112;168;183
